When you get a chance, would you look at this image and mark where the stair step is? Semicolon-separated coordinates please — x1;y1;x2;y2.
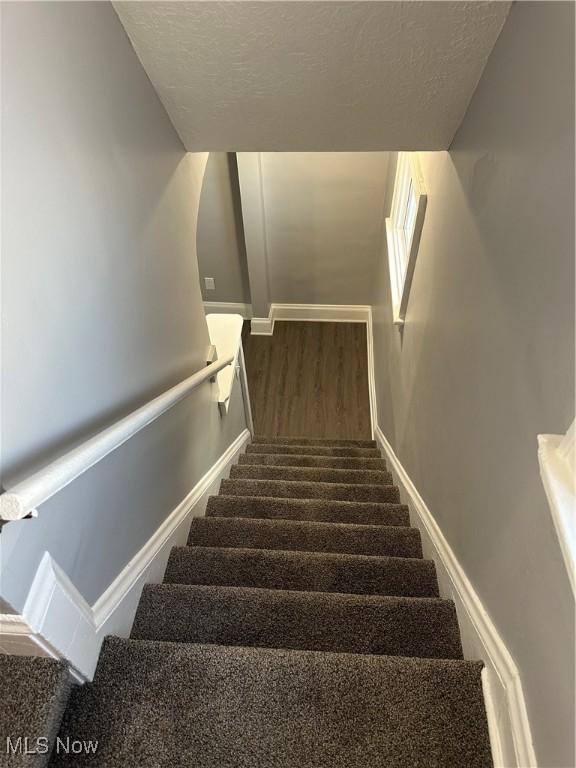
246;443;381;458
239;452;387;470
206;494;410;526
132;584;463;659
220;478;400;503
164;546;439;597
252;436;377;448
52;637;492;768
188;516;422;558
0;654;70;768
229;463;392;486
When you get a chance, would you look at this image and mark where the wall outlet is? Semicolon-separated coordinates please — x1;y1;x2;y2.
204;277;215;291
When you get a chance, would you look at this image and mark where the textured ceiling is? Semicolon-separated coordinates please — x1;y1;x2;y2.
114;1;510;151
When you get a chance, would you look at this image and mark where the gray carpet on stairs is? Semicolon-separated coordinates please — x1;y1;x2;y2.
230;463;393;485
0;654;70;768
206;494;410;525
48;435;492;767
164;546;439;597
246;443;381;457
220;477;401;502
239;452;387;469
188;516;422;557
252;436;377;447
132;583;463;659
51;637;492;768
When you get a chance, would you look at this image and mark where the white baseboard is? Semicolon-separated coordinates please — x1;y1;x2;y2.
0;613;62;664
374;425;536;768
250;303;371;336
365;308;376;440
250;316;275;335
203;301;253;319
272;303;371;323
3;428;251;682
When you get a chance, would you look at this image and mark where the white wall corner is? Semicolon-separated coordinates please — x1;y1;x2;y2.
537;422;575;596
365;307;377;440
236;153;271;319
374;425;537;768
8;428;251;682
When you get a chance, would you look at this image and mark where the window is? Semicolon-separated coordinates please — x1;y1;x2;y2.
385;153;427;325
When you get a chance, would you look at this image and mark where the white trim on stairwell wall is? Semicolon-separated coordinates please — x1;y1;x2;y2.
250;315;275;335
0;428;251;683
366;321;537;768
203;301;253;319
374;427;536;768
365;309;377;440
375;423;536;768
250;303;372;335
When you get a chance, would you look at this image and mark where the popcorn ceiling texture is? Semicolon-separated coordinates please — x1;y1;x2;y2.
113;1;511;151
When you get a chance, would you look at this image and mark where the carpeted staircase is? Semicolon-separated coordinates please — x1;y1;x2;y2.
43;436;492;767
0;655;70;768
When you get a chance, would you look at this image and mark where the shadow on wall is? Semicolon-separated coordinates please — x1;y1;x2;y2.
2;152;209;486
227;153;250;299
196;152;251;306
1;2;248;625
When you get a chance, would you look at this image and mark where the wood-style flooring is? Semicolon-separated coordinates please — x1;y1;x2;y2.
242;321;371;440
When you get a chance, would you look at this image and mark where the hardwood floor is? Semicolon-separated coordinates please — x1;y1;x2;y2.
243;321;371;440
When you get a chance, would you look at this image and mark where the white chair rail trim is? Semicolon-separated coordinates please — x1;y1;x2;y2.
0;354;234;522
0;428;251;681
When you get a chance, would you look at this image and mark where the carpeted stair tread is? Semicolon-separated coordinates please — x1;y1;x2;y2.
229;464;392;485
253;436;377;448
220;477;400;503
206;494;410;526
164;546;439;597
246;443;381;458
239;452;387;470
1;654;71;767
188;516;422;557
51;637;492;768
131;583;463;659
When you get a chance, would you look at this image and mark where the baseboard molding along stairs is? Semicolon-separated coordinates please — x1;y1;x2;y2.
1;302;537;768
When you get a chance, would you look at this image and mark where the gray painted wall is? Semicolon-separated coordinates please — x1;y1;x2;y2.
197;153;251;304
261;152;390;305
1;2;246;609
373;5;574;766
